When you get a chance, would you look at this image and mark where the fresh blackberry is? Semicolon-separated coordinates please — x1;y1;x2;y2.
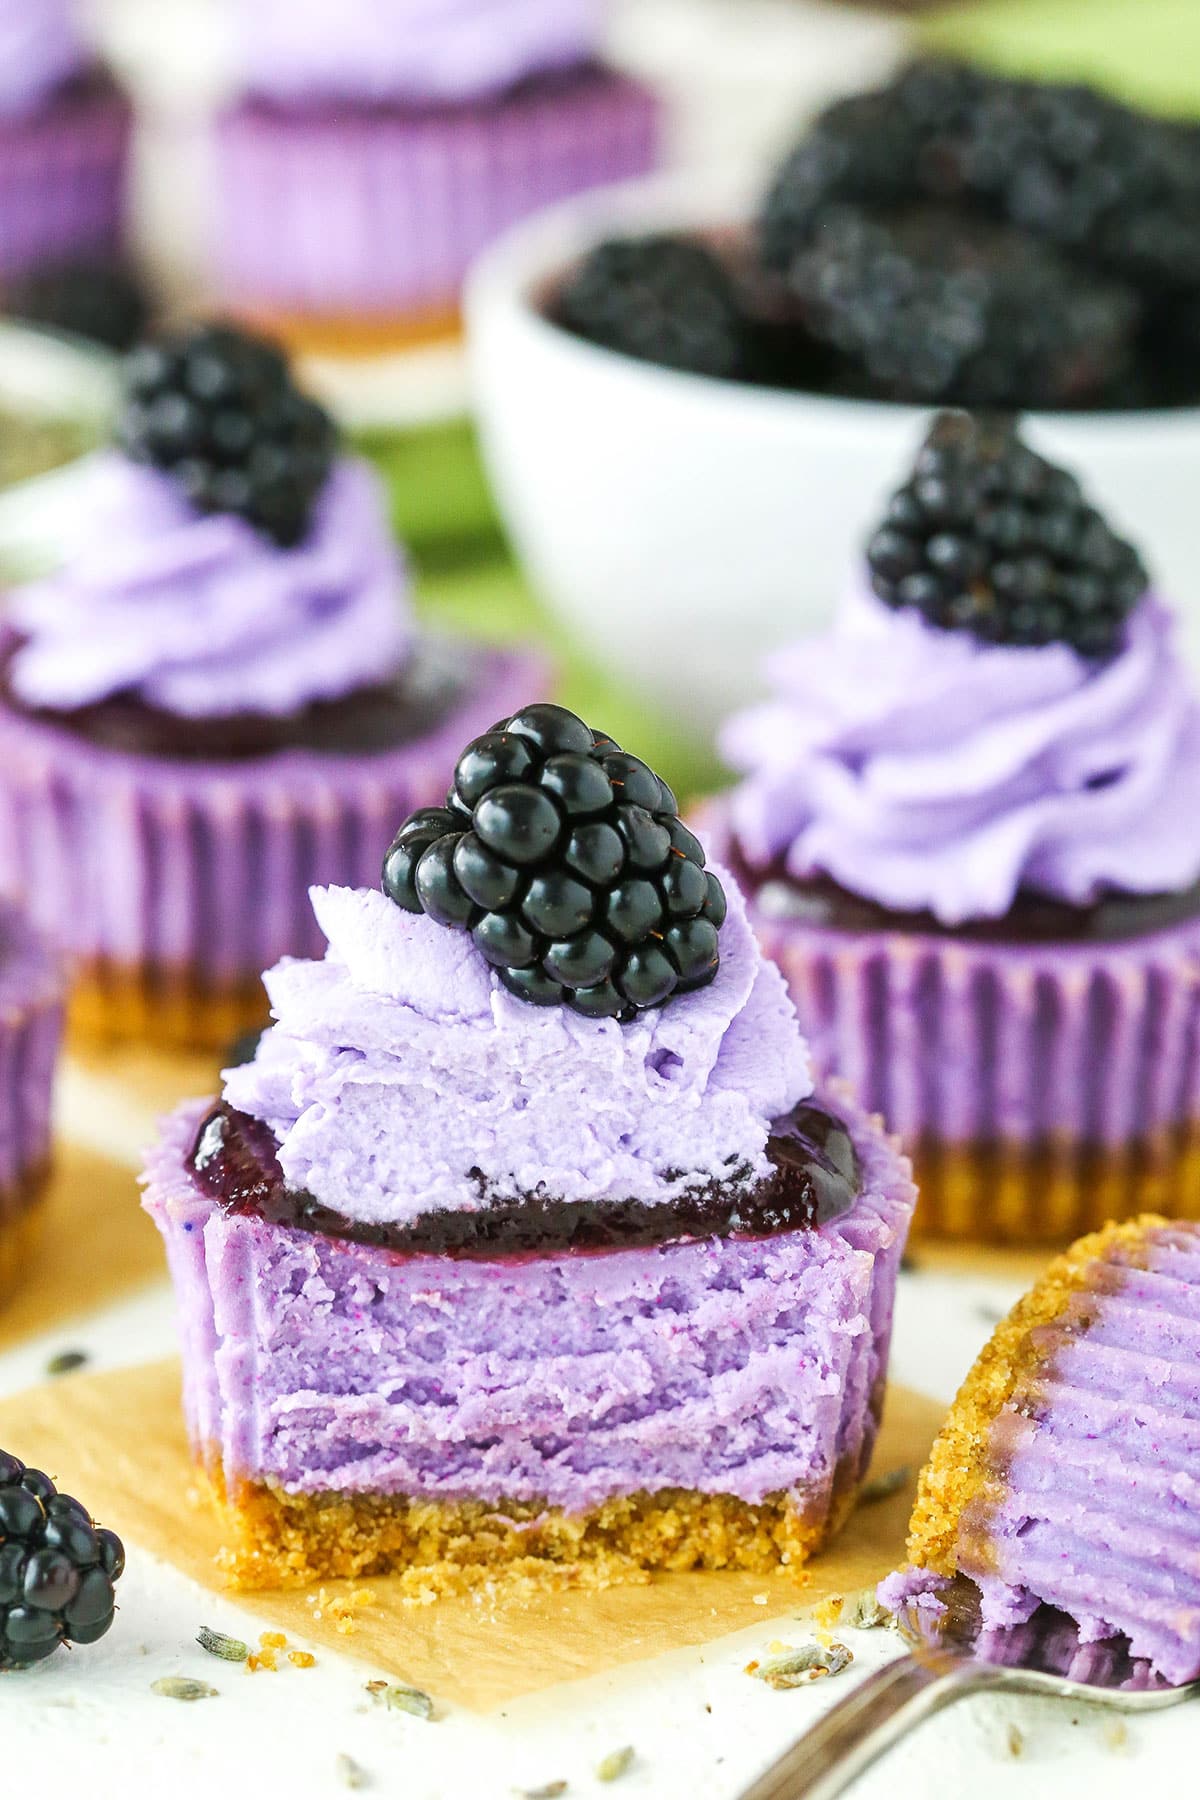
759;62;988;276
5;260;152;353
382;703;726;1021
761;92;924;276
784;205;1138;408
117;321;337;547
555;235;752;382
762;59;1200;296
866;412;1148;657
0;1449;125;1670
933;73;1200;292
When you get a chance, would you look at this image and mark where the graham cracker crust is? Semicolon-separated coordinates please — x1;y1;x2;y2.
204;1466;843;1598
233;304;463;361
903;1214;1164;1578
0;1171;50;1307
911;1130;1200;1243
69;961;268;1052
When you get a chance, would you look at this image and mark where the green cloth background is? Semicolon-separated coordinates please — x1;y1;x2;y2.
920;0;1200;115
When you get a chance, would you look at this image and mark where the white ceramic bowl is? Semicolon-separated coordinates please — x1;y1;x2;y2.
466;177;1200;736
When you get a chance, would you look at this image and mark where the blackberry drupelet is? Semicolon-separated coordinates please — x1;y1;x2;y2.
5;261;151;353
0;1449;125;1670
555;235;751;381
117;321;337;548
382;703;727;1020
783;205;1138;408
866;412;1149;657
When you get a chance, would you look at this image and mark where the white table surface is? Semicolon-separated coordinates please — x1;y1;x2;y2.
0;1077;1190;1798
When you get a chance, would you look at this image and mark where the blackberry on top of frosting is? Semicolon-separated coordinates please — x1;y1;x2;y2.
382;702;727;1020
866;412;1149;659
117;321;337;549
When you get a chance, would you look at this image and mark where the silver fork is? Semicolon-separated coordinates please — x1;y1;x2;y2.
737;1602;1200;1800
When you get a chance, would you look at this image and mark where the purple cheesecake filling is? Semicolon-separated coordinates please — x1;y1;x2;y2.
145;1090;914;1511
884;1223;1200;1687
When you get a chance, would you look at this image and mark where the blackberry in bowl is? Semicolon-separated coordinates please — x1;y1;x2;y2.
383;703;726;1020
0;318;548;1049
706;412;1200;1243
467;61;1200;735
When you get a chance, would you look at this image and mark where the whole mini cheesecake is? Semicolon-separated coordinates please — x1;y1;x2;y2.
0;0;131;279
881;1216;1200;1687
212;0;661;351
143;704;916;1593
709;413;1200;1242
0;322;545;1048
0;900;64;1304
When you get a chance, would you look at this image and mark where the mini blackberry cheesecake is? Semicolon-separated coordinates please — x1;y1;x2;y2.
143;705;916;1593
212;0;660;351
711;413;1200;1242
881;1217;1200;1687
0;322;544;1048
0;902;64;1304
0;0;131;279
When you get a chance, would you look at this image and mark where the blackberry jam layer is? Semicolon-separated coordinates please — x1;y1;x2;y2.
0;637;464;763
731;845;1200;946
190;1098;861;1259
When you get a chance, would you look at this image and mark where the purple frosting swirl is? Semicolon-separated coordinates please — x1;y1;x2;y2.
234;0;603;105
0;0;85;117
222;873;813;1227
721;586;1200;925
7;453;413;720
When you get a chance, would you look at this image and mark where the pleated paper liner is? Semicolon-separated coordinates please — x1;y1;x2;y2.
0;1359;944;1712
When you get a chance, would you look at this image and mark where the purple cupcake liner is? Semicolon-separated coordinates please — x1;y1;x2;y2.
0;73;131;278
0;901;64;1230
144;1086;914;1528
0;642;546;1003
212;63;661;317
702;802;1200;1239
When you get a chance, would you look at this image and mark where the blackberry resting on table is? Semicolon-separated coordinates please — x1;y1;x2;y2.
0;1448;125;1670
117;321;337;548
5;260;151;353
782;204;1138;409
382;703;727;1020
866;412;1149;658
555;235;751;382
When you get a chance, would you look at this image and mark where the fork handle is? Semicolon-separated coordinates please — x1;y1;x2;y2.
736;1651;1004;1800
